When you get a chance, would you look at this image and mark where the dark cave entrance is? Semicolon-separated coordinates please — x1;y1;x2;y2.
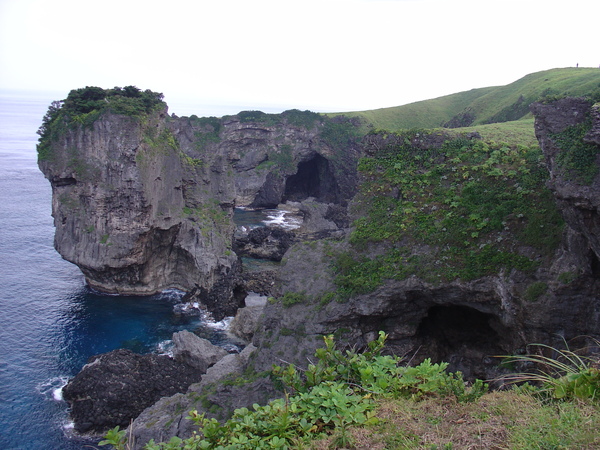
415;304;506;377
282;154;340;204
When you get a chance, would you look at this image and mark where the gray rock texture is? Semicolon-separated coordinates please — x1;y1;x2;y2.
61;348;204;434
172;330;229;372
128;344;281;449
39;106;360;317
229;295;267;341
247;98;600;381
531;98;600;265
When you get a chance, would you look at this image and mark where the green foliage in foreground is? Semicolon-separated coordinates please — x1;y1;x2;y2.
330;130;563;300
502;340;600;401
102;332;488;449
102;333;600;449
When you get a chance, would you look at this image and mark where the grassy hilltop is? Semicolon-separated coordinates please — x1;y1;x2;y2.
331;67;600;146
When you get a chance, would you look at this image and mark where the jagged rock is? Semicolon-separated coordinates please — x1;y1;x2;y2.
39;100;360;317
128;344;281;449
196;344;257;387
297;199;340;233
247;98;600;381
229;295;267;341
234;226;296;261
62;349;204;434
241;269;277;296
531;98;600;264
172;330;229;371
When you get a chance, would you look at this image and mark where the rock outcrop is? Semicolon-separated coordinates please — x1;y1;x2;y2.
531;98;600;268
247;99;600;381
39;92;360;317
38;107;242;317
62;332;234;434
172;330;229;371
62;349;203;434
128;345;280;449
44;90;600;446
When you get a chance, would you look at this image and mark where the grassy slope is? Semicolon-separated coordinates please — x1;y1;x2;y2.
310;393;600;449
339;85;496;131
332;67;600;135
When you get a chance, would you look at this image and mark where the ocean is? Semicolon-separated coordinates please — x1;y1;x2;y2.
0;92;242;449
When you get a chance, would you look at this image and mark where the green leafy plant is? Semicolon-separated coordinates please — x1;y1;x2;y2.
332;130;561;299
551;116;599;184
523;281;548;302
99;425;128;449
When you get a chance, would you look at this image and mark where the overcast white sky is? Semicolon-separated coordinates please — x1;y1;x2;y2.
0;0;598;117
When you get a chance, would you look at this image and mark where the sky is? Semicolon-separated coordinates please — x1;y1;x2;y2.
0;0;598;117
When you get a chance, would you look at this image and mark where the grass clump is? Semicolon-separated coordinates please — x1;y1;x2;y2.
501;340;600;401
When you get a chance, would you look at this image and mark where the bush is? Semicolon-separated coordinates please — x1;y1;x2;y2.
37;86;165;161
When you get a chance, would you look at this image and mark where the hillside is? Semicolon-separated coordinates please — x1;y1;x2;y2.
333;67;600;132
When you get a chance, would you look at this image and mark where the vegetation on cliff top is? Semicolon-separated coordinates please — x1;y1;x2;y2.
37;86;165;160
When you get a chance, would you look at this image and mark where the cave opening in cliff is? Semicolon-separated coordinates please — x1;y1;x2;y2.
282;154;340;204
415;304;506;376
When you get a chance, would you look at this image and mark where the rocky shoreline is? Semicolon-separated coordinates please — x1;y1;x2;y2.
42;93;600;446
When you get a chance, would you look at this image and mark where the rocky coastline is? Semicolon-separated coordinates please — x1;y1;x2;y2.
38;90;600;446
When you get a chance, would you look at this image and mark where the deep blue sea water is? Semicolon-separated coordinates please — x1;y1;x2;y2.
0;93;239;450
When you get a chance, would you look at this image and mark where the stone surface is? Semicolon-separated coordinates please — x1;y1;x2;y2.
531;98;600;264
247;99;600;381
172;330;229;372
61;349;204;434
229;296;267;341
128;344;281;449
234;226;296;261
39;107;361;317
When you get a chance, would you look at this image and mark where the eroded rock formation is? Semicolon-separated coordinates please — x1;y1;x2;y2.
45;93;600;444
248;98;600;382
39;100;360;316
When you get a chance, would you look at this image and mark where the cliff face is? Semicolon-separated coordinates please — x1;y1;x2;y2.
38;97;360;315
39;108;239;316
249;99;600;380
531;98;600;267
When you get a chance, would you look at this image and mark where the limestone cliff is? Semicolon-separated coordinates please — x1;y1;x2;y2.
248;99;600;381
53;93;600;445
531;98;600;268
38;89;361;316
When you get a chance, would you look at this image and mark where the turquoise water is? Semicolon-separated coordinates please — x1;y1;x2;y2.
0;93;235;449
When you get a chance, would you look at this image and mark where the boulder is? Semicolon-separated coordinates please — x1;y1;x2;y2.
172;330;229;372
62;349;204;434
234;226;296;261
229;294;267;341
128;344;283;449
